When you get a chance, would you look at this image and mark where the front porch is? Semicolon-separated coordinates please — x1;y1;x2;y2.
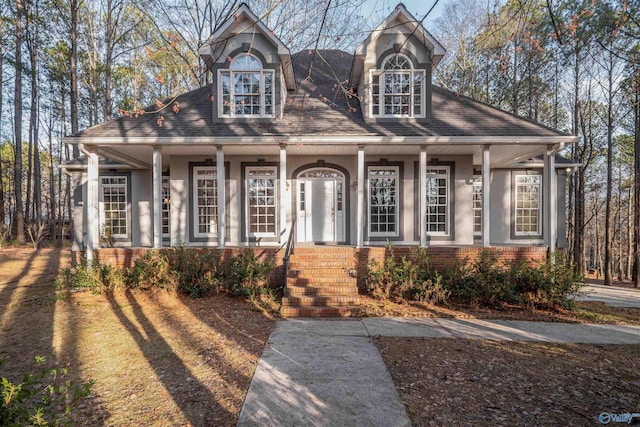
71;141;567;266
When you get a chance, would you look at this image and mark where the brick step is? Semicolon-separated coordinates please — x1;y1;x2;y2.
288;268;353;277
287;276;357;285
282;295;360;307
280;305;361;318
291;247;355;253
289;252;355;261
286;285;358;296
288;261;356;268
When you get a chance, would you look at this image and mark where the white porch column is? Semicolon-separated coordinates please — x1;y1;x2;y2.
279;144;287;245
419;146;427;247
357;146;365;248
482;145;491;248
216;147;226;248
86;149;99;264
544;146;557;253
152;147;162;248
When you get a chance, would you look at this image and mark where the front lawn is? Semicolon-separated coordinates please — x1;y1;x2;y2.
0;248;275;425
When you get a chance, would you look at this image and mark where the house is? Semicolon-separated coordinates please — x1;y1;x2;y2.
62;3;579;316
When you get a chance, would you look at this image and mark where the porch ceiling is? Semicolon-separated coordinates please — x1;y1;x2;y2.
89;142;550;169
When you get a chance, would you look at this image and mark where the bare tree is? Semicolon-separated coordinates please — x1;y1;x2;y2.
13;0;25;243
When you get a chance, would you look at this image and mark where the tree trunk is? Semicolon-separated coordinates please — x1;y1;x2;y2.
14;0;25;244
633;64;640;287
572;48;583;274
70;0;79;156
604;50;614;286
0;49;4;226
48;97;56;242
29;3;41;228
104;0;114;121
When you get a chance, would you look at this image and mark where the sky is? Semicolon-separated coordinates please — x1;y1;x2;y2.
358;0;446;29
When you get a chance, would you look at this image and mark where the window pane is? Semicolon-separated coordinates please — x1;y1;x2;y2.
194;167;217;235
473;179;482;235
515;175;541;235
426;168;449;235
369;167;398;235
100;176;128;238
247;167;277;235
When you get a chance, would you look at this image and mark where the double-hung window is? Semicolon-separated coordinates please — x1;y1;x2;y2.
219;54;274;117
370;53;425;118
193;167;218;237
472;178;482;236
369;166;399;236
425;167;449;235
99;176;128;239
515;174;541;236
247;167;277;237
162;177;170;238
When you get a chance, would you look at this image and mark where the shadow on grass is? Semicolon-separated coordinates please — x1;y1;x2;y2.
0;248;109;424
106;290;233;425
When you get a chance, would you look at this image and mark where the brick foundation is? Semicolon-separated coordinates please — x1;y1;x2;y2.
72;245;548;289
72;247;286;286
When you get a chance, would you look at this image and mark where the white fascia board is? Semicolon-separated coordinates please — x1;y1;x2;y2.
63;135;579;146
355;4;446;61
199;4;290;58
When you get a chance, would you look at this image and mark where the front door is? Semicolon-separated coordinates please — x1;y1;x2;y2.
310;179;335;241
296;168;345;243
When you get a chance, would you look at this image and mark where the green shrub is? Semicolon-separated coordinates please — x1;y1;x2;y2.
0;356;94;426
97;263;126;292
56;261;104;294
366;245;448;304
515;253;584;309
125;250;178;292
223;248;275;299
367;245;583;311
170;245;222;298
410;274;450;304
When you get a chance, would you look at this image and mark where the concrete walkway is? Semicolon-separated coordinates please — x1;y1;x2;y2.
237;318;640;426
578;284;640;308
237;320;410;426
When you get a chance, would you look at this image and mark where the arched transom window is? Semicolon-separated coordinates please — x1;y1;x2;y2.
219;53;274;117
370;53;425;118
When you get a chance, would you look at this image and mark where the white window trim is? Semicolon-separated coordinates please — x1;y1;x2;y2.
368;68;426;119
193;166;218;238
514;174;542;236
217;54;275;118
99;176;128;239
472;178;482;237
426;166;450;237
246;166;278;238
368;166;400;237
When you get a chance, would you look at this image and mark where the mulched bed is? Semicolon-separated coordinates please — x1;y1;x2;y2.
375;337;640;426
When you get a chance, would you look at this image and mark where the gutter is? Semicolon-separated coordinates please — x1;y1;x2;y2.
63;135;580;146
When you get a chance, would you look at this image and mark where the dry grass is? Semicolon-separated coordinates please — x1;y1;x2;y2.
375;337;640;426
0;248;275;426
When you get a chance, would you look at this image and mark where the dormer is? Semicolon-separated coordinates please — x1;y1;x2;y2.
351;3;445;122
198;3;295;121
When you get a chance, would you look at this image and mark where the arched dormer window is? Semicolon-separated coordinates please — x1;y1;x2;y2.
219;53;274;117
370;53;425;118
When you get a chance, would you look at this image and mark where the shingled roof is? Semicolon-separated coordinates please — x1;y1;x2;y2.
69;49;569;140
